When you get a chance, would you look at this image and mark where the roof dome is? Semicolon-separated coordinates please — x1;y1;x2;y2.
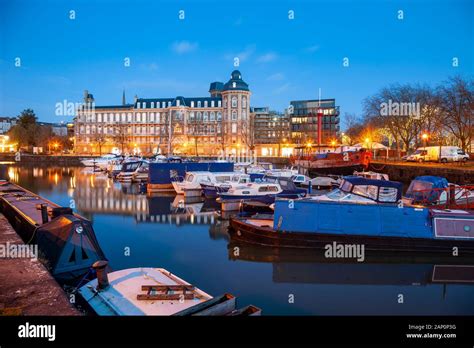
223;70;249;91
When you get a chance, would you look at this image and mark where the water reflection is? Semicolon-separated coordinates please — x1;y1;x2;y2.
6;164;474;315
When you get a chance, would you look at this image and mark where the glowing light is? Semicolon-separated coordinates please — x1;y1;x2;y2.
421;133;429;140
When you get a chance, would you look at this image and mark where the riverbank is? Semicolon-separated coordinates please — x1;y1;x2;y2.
0;214;81;316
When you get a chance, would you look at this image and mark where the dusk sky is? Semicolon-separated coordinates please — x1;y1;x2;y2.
0;0;472;128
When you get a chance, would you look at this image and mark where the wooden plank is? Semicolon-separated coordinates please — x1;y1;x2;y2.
137;293;195;301
141;285;195;291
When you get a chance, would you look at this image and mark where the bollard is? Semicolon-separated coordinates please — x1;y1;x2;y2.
92;260;110;290
40;204;49;224
307;180;312;194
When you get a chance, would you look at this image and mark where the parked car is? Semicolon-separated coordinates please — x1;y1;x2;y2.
405;146;466;163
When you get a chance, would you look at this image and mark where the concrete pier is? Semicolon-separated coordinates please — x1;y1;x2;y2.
0;214;81;316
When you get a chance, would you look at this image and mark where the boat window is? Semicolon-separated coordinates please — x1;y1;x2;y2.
352;185;378;200
268;186;279;192
216;176;231;183
258;186;268;192
340;180;353;192
378;187;399;202
242;191;250;194
186;174;194;182
407;180;433;193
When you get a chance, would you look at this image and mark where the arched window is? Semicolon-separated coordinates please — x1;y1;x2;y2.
197;101;202;108
204;100;208;108
242;110;246;120
242;96;247;108
210;112;215;121
203;112;208;122
197;112;202;120
232;110;237;120
217;112;222;121
231;96;237;108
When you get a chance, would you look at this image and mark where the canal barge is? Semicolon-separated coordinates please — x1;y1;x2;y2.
0;181;106;280
79;264;261;316
228;176;474;253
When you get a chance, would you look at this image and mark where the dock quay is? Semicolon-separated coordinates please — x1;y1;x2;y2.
0;214;81;316
369;160;474;184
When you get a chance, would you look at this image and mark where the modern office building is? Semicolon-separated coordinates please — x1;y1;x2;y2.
251;107;292;156
74;70;251;155
289;99;340;147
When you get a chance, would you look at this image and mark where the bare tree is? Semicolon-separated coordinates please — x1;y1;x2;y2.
91;133;107;155
113;124;130;154
437;76;473;151
241;114;255;153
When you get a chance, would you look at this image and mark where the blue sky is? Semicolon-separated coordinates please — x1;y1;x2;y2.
0;0;472;129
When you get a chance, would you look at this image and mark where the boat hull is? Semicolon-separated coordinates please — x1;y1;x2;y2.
228;217;474;253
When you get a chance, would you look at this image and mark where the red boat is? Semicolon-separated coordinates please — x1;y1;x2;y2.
291;148;372;176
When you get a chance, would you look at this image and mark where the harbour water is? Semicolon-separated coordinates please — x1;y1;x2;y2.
7;164;474;315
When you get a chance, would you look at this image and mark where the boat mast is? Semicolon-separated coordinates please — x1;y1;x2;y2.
168;108;172;155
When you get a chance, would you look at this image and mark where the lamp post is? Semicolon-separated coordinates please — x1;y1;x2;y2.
421;133;429;147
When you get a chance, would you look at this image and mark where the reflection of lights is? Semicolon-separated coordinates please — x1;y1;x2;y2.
8;168;18;182
190;214;194;224
90;175;95;188
54;173;59;185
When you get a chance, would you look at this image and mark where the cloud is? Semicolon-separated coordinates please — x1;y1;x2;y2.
306;45;320;53
267;73;285;81
171;41;198;54
273;83;291;94
257;52;278;63
224;44;256;63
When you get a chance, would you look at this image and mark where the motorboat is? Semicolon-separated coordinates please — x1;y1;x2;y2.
353;170;389;181
265;166;298;178
404;176;474;209
116;161;146;182
217;176;307;204
200;173;252;198
81;154;120;168
172;171;234;195
131;162;150;182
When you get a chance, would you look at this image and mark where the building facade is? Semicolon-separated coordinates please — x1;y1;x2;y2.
289;99;340;146
74;70;251;155
251;107;292;156
0;117;17;134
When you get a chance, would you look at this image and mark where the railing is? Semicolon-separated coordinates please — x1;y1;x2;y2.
408;185;474;209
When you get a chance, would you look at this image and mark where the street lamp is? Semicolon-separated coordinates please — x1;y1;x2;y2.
421;133;429;147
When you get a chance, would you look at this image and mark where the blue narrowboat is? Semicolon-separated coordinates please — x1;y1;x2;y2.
229;176;474;253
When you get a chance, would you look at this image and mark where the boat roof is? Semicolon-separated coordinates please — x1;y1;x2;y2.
343;176;403;190
79;268;212;315
413;176;449;188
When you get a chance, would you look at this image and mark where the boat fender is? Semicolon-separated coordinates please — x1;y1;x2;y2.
276;216;283;232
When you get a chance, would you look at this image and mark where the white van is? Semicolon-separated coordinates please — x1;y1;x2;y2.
406;146;465;163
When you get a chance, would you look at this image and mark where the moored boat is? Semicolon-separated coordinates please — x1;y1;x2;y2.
228;176;474;253
78;264;261;316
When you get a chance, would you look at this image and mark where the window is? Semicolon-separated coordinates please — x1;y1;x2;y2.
143;102;147;108
150;113;154;122
242;96;247;108
218;100;222;107
232;82;236;88
97;114;102;122
136;113;141;122
204;100;208;108
115;113;119;122
168;101;171;107
189;112;195;120
231;96;237;108
137;102;141;108
176;99;180;106
191;101;194;108
232;110;237;120
156;102;161;108
203;112;208;122
210;112;215;121
211;100;215;107
217;112;222;121
231;123;237;133
197;112;202;120
121;113;126;122
242;110;246;120
197;101;201;108
151;102;155;108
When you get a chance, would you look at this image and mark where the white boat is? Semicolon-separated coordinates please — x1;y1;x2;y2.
116;161;146;182
172;171;234;194
81;154;119;167
265;166;298;178
353;170;389;181
300;176;341;189
78;264;261;316
200;173;252;198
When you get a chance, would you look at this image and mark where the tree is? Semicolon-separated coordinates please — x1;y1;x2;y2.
437;76;473;151
241;114;255;153
8;109;39;148
92;133;107;155
113;124;129;154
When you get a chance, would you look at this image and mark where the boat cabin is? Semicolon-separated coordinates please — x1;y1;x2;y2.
322;176;402;204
